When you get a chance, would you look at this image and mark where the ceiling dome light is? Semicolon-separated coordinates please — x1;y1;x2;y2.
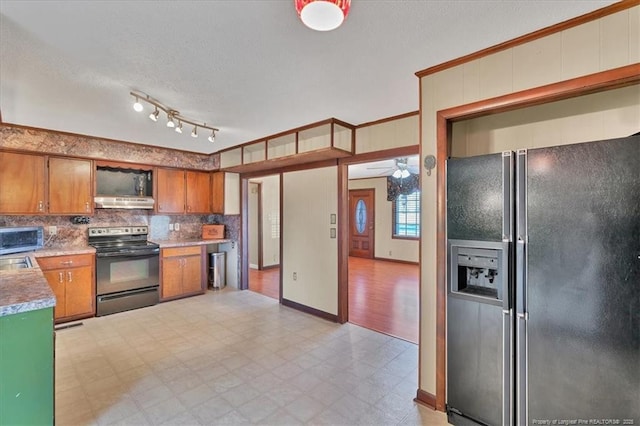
166;114;175;128
149;107;159;121
208;130;216;143
175;121;183;133
133;97;143;112
295;0;350;32
191;126;198;138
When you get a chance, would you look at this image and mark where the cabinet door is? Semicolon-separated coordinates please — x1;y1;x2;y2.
162;257;184;299
49;157;93;214
157;168;185;213
64;266;94;318
0;151;46;214
211;172;225;214
186;171;211;213
182;255;203;294
42;269;66;319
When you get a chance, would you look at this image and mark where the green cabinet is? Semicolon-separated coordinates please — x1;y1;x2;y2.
0;307;54;425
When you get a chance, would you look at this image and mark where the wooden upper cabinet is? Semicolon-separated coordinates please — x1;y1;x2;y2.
48;157;93;214
186;171;211;214
156;168;186;214
211;172;225;214
0;151;46;214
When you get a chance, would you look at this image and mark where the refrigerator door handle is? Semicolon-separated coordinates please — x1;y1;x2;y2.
516;239;526;316
502;151;514;242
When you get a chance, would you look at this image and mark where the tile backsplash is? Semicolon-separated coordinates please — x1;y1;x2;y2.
0;210;240;247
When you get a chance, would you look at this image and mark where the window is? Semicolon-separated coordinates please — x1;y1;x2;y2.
393;190;420;239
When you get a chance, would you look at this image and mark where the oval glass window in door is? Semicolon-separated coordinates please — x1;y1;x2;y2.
355;199;367;234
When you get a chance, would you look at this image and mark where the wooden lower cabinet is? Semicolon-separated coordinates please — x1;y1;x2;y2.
161;246;205;300
37;254;95;323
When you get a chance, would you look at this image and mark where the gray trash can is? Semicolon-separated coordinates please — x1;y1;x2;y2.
209;252;226;290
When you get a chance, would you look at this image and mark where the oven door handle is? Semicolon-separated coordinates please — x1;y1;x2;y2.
96;249;159;258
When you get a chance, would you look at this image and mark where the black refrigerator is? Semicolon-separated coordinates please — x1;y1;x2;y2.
445;135;639;425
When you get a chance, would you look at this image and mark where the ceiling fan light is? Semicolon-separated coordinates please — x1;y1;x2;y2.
295;0;350;32
401;169;410;178
392;169;402;179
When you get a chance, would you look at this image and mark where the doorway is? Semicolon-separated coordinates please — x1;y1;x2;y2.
345;153;420;343
247;175;281;300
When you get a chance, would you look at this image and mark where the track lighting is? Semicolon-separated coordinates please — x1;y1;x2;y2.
131;91;219;143
133;97;143;112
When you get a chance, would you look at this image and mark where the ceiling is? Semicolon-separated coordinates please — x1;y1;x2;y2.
0;1;616;155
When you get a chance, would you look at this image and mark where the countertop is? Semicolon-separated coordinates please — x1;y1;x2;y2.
153;238;233;248
0;246;96;317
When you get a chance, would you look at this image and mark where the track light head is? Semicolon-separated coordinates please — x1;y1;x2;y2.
191;126;198;138
175;121;183;133
166;114;175;128
133;97;143;112
149;107;159;121
208;130;216;143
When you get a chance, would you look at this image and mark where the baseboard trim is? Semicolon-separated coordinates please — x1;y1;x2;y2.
262;264;280;270
281;298;338;323
373;257;419;265
415;389;437;410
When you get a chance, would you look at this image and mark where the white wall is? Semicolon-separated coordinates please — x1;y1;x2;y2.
451;85;640;157
348;177;419;263
249;176;280;269
355;114;419;154
248;182;259;269
282;166;338;315
259;175;280;267
419;5;640;396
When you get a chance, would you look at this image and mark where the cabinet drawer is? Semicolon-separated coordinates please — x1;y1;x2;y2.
37;253;94;270
162;246;202;258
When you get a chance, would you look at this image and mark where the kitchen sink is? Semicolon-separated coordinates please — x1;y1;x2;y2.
0;256;33;271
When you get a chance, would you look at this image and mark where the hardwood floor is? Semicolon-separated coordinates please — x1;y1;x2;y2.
249;258;419;344
249;266;280;300
348;256;419;344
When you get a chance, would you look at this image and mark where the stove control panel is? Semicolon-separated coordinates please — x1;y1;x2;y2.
88;226;148;237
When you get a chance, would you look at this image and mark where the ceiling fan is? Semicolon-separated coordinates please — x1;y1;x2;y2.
367;157;415;178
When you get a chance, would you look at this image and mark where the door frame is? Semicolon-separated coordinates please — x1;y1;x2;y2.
430;65;640;411
348;188;375;259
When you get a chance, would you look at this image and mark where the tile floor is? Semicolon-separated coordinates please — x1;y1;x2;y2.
55;288;448;425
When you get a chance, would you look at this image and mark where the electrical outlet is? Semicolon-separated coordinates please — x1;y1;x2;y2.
48;226;57;235
293;272;297;281
169;223;174;231
174;223;180;231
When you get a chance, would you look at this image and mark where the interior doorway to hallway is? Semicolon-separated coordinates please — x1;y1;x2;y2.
247;175;281;300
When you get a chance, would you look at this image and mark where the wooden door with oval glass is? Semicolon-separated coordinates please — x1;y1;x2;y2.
349;189;374;258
